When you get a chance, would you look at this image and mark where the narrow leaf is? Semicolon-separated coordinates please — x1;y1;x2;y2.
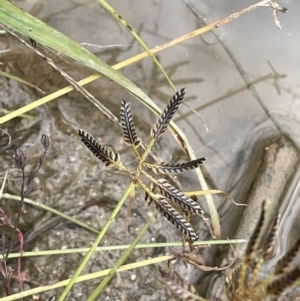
120;100;140;146
150;88;186;140
150;194;198;242
152;157;206;174
0;1;156;119
78;130;120;166
157;179;204;215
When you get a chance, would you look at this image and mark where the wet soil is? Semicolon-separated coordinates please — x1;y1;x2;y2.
1;0;300;300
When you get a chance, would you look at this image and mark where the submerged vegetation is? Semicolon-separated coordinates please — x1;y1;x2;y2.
0;0;296;300
225;201;300;301
160;201;300;301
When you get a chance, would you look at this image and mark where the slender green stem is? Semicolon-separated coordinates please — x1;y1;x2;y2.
134;138;156;181
57;182;134;301
96;0;176;92
6;239;246;259
0;170;8;198
0;69;45;94
132;143;141;160
2;193;99;234
0;255;174;301
87;212;156;300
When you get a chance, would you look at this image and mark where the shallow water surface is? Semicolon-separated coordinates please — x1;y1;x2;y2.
0;0;300;300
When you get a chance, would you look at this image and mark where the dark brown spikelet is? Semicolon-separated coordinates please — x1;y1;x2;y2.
78;130;120;166
41;134;50;151
151;194;198;242
150;88;186;140
120;100;140;147
158;267;198;301
262;214;280;259
244;200;266;262
152;157;206;174
274;237;300;275
266;266;300;296
157;179;204;215
144;191;149;203
14;148;27;169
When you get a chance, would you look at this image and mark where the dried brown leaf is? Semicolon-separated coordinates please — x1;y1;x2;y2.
179;252;233;272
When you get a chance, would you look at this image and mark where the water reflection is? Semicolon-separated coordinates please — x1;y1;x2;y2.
1;0;300;299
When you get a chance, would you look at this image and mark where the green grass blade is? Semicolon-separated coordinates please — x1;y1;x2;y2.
0;69;45;93
87;212;156;300
0;66;36;119
0;106;35;120
2;193;99;234
0;1;155;110
7;239;246;259
0;255;174;301
57;182;134;301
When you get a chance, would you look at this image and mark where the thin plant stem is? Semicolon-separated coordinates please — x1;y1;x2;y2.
2;193;99;234
57;182;134;301
6;239;246;259
0;255;174;301
87;212;156;300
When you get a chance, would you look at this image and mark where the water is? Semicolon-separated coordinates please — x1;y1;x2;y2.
0;0;300;300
